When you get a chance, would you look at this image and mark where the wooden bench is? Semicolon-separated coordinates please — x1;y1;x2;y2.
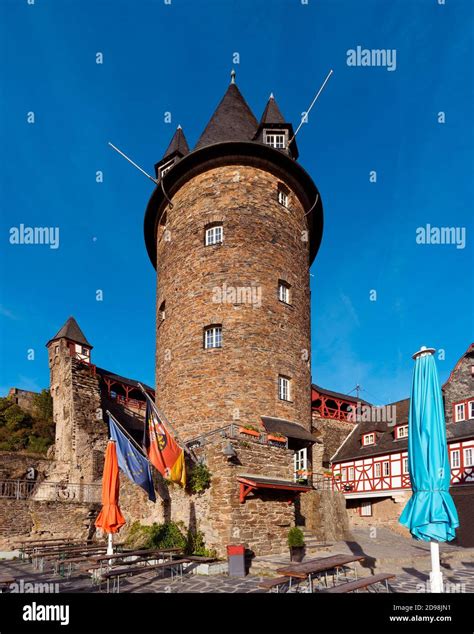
322;572;396;593
0;576;15;593
259;576;293;593
102;558;190;593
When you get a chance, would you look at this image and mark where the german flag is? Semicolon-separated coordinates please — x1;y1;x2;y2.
144;400;186;487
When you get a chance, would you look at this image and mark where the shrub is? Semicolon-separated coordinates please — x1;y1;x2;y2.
124;521;217;558
124;521;187;551
185;529;217;558
287;527;305;548
187;462;211;494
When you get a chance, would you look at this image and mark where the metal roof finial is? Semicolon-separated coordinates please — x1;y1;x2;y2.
230;68;236;84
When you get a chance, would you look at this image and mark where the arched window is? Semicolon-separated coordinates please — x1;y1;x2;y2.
204;325;222;349
204;223;223;246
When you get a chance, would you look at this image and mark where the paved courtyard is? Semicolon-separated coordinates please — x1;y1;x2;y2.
1;528;473;593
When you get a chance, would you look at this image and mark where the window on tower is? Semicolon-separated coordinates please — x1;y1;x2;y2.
264;130;287;149
278;375;291;401
278;280;291;305
159;301;166;322
159;159;174;180
204;325;222;349
205;223;223;246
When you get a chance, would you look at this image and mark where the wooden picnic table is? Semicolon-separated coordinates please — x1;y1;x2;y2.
82;548;183;583
277;554;365;592
33;544;111;572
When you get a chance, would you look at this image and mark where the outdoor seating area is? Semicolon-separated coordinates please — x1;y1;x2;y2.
7;537;217;593
258;554;396;594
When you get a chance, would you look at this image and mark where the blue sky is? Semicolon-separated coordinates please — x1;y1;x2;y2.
0;0;472;405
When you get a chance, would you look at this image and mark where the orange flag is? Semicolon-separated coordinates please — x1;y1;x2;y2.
145;401;186;487
95;440;126;534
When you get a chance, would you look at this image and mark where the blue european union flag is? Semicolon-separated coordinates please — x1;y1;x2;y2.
109;414;156;502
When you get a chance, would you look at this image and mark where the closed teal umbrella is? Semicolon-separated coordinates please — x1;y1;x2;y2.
399;346;459;592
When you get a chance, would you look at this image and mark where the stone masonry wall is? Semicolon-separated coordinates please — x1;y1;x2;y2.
312;413;355;467
346;494;410;537
117;435;297;558
0;451;51;481
444;349;474;423
0;500;98;550
48;339;107;483
155;164;312;440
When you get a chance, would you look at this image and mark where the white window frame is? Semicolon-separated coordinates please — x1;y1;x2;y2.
403;457;409;474
396;425;408;439
455;403;466;422
264;129;287;149
374;462;381;478
278;281;290;304
278;375;291;401
159;159;174;179
204;326;222;349
451;449;460;468
469;401;474;420
293;448;308;482
382;461;390;477
278;189;289;208
205;225;223;246
360;501;372;517
363;433;375;446
348;466;355;481
463;448;473;467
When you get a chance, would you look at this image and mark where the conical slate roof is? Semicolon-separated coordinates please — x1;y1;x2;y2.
195;82;258;150
162;126;190;160
47;317;92;348
259;94;286;125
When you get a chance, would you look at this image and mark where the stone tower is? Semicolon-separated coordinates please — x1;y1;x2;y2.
46;317;105;483
143;75;326;555
144;76;323;439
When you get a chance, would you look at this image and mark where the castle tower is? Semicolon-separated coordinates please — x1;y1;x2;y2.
143;74;324;554
145;76;322;439
46;317;104;482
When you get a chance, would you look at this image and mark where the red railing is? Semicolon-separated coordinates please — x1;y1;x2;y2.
313;404;353;422
111;393;146;411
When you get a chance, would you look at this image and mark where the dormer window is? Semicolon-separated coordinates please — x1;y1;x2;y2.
159;159;174;180
395;425;408;439
455;403;466;422
264;130;287;149
362;433;375;446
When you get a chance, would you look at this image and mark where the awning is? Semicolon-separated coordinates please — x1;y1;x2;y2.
261;416;321;443
237;474;311;503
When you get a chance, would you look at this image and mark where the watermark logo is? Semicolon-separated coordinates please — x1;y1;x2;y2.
348;402;397;426
9;224;59;249
212;283;262;309
347;46;397;72
415;580;466;593
11;579;59;593
23;602;69;626
416;224;466;249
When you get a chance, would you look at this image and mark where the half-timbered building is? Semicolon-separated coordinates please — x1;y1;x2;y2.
331;344;474;546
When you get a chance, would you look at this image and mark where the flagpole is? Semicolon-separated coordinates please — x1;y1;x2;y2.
137;383;196;461
106;410;147;457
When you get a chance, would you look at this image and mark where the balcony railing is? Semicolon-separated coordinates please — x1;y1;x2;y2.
313;405;353;422
0;480;101;504
111;393;147;412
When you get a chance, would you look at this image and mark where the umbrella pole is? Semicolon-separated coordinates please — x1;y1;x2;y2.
107;533;113;556
430;540;443;592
